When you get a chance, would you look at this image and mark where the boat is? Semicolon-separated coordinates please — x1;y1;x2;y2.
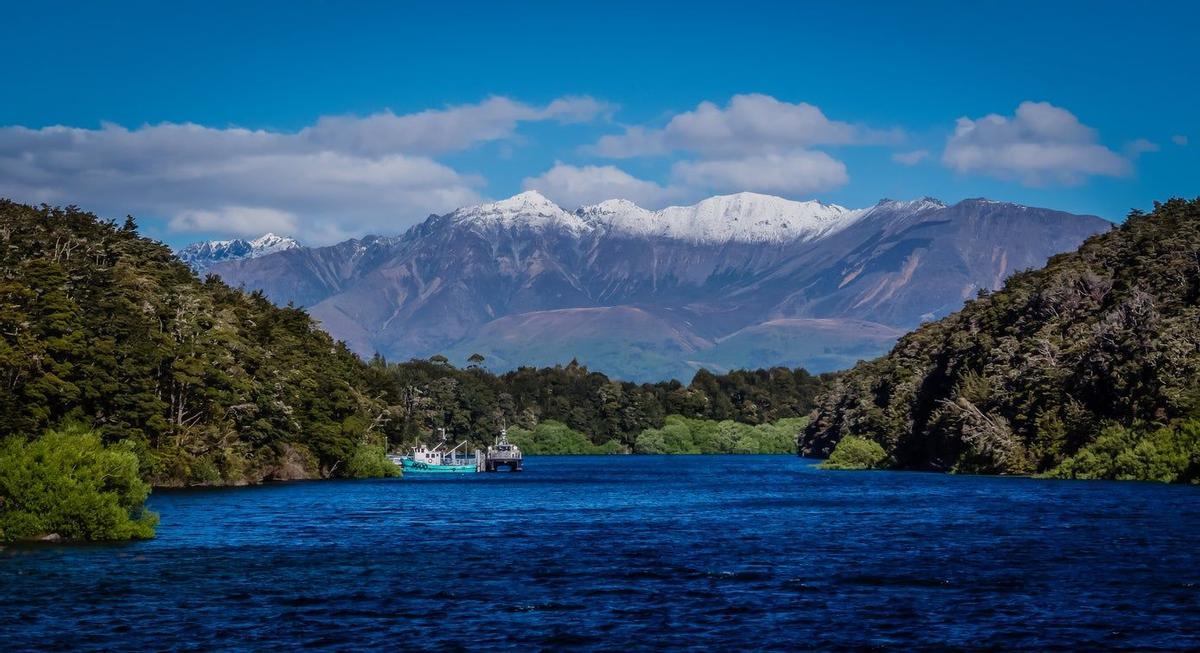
485;428;523;472
389;429;484;473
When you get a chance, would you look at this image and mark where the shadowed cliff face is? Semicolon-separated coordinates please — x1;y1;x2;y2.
206;194;1110;381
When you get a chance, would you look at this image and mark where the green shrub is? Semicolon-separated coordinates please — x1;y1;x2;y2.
819;435;889;470
750;417;808;454
508;421;623;455
342;438;402;478
1043;421;1200;483
633;415;807;454
0;425;159;542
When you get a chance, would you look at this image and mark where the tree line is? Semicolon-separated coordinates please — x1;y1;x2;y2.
362;355;831;451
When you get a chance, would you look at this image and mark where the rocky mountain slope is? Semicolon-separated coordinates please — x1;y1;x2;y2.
203;191;1111;381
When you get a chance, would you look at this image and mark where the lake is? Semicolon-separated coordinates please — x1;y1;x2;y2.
2;455;1198;650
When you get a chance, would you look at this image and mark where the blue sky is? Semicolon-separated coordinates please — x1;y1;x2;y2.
1;0;1196;245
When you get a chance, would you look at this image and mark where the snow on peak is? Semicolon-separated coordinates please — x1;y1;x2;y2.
450;191;592;234
248;232;299;254
872;196;947;214
442;191;965;244
963;198;1029;209
177;233;300;272
580;192;865;244
576;198;652;221
486;190;559;212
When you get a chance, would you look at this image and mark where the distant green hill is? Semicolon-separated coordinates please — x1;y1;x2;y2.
802;198;1200;484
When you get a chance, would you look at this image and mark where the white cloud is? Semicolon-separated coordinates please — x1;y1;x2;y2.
1124;138;1159;157
1173;134;1189;146
301;96;610;156
580;95;885;201
670;151;849;195
592;94;901;158
892;149;930;166
0;96;606;243
942;101;1131;185
525;150;849;209
522;163;683;208
169;206;298;236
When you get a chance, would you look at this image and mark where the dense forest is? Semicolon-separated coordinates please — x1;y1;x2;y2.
0;201;399;490
0;200;833;539
367;356;831;452
802;198;1200;483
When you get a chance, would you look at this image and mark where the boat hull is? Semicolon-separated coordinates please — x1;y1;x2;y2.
400;459;477;473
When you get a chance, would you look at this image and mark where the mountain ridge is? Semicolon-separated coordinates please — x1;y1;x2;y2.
177;232;300;272
196;191;1111;381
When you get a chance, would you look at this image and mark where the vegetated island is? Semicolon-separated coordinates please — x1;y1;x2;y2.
804;198;1200;484
0;200;832;542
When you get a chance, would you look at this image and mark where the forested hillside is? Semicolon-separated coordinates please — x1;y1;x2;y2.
0;201;397;488
802;198;1200;483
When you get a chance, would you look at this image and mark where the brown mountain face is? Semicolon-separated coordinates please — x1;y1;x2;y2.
205;192;1111;381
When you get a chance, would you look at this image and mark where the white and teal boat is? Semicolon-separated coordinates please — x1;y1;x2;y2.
389;430;483;473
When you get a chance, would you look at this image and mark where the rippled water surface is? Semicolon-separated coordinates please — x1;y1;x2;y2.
3;456;1199;650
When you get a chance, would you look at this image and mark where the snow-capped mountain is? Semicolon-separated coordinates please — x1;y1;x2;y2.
452;190;876;244
451;190;594;235
202;192;1110;381
177;233;300;272
580;192;867;244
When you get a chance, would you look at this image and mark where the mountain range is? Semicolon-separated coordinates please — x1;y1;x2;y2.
177;233;300;272
187;191;1111;381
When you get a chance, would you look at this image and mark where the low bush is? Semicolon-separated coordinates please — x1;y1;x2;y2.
819;435;889;470
1043;421;1200;483
0;425;159;542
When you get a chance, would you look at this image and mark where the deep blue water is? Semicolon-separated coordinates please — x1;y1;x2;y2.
2;456;1199;650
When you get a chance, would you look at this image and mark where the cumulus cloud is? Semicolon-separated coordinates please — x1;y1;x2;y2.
0;96;606;243
942;101;1131;185
524;149;849;209
169;206;298;236
301;96;609;157
522;163;683;208
591;94;901;158
892;149;930;166
671;152;849;195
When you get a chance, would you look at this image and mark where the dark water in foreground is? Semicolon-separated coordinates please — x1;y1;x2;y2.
3;456;1199;650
